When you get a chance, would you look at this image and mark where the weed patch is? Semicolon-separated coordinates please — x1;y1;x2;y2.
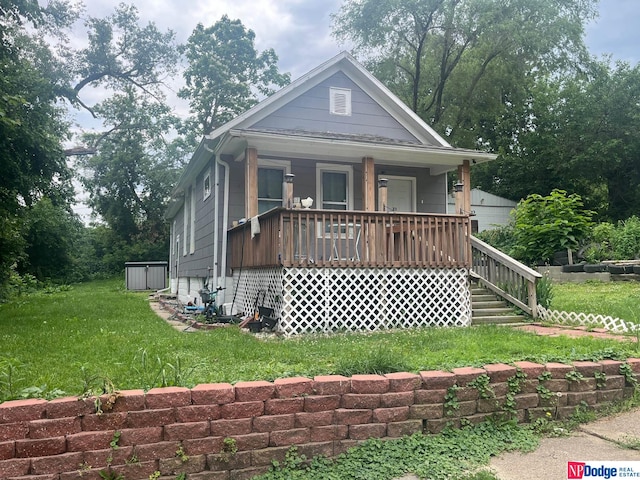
256;421;538;480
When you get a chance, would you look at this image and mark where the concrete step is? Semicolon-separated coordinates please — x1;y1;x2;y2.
471;283;528;325
472;315;528;325
473;307;516;317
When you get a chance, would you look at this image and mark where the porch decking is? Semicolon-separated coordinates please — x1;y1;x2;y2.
228;208;472;270
228;209;473;335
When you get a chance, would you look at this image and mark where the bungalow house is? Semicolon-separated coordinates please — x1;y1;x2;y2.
165;52;538;336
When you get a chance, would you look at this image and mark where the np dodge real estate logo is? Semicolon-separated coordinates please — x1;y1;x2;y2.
568;462;640;479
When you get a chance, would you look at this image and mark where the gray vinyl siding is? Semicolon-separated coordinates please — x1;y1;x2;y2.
226;157;447;218
251;72;420;143
375;165;447;213
174;162;217;280
227;160;246;225
171;206;184;280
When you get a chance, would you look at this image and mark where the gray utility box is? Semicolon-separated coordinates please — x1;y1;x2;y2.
125;261;168;291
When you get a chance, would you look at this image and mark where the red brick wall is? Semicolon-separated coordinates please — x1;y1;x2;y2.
1;359;639;480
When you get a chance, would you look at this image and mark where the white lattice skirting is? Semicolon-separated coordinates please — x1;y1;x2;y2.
232;267;471;336
537;305;637;333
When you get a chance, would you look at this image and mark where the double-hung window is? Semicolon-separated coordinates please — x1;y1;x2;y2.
321;171;348;210
317;164;352;211
257;167;284;214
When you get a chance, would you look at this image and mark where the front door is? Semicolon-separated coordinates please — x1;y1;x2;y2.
385;176;415;212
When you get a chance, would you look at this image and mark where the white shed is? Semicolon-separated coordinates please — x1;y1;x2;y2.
448;188;516;232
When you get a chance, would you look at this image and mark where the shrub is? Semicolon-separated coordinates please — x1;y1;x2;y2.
512;190;594;265
611;216;640;260
582;222;615;263
536;273;554;309
475;223;516;254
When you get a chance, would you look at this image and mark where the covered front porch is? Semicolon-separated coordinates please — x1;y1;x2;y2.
228;209;473;335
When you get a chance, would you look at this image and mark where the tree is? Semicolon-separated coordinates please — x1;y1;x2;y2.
80;87;182;262
179;15;290;135
511;190;594;265
62;3;179;115
18;197;83;281
473;60;640;221
0;0;76;296
332;0;596;148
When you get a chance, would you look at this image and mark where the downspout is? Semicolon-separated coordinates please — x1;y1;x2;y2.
204;144;219;293
217;155;231;304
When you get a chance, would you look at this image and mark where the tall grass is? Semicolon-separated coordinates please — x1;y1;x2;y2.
0;278;636;402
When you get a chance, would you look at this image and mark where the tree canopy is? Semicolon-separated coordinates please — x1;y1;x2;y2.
0;0;75;292
332;0;597;148
474;59;640;222
179;15;290;135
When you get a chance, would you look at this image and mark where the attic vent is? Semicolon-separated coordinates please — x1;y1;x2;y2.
330;87;351;116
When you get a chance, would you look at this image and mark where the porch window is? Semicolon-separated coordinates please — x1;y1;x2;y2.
322;171;348;210
258;167;284;214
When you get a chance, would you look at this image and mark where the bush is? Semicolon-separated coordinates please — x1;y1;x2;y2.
475;223;516;254
536;273;554;309
580;217;640;262
582;222;615;263
611;216;640;260
512;190;594;265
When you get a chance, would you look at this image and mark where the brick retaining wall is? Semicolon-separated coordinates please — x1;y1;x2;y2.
1;359;639;480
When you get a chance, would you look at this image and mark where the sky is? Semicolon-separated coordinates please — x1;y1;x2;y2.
75;0;639;79
69;0;640;220
68;0;640;134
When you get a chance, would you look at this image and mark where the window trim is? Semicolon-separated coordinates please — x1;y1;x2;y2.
203;171;211;201
257;159;291;214
330;87;352;116
316;163;353;210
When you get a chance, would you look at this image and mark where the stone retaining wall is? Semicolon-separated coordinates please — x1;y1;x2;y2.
1;359;639;480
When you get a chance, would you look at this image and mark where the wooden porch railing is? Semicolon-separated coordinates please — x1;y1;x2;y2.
228;208;472;270
470;236;542;318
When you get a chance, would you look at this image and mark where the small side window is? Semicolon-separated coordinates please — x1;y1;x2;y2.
330;87;351;116
203;173;211;200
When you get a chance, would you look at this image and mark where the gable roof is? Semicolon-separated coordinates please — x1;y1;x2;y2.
172;51;496;199
203;51;450;148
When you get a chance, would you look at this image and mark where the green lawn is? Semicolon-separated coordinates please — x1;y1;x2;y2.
0;278;637;401
551;281;640;322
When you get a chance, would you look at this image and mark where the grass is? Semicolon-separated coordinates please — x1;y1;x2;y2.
551;281;640;323
0;278;638;401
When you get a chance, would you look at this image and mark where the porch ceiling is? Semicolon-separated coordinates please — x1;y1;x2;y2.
225;129;496;175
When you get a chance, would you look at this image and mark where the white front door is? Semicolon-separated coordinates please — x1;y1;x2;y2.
385;176;416;212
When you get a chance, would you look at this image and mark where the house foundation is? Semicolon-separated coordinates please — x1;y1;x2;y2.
231;267;472;335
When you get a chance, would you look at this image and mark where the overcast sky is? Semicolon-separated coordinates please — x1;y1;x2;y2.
71;0;639;126
69;0;640;220
78;0;640;75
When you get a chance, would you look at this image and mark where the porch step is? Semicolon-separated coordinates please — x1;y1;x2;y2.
471;285;527;325
472;315;528;325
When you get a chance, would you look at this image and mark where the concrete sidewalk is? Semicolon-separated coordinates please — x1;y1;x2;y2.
489;407;640;480
395;407;640;480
